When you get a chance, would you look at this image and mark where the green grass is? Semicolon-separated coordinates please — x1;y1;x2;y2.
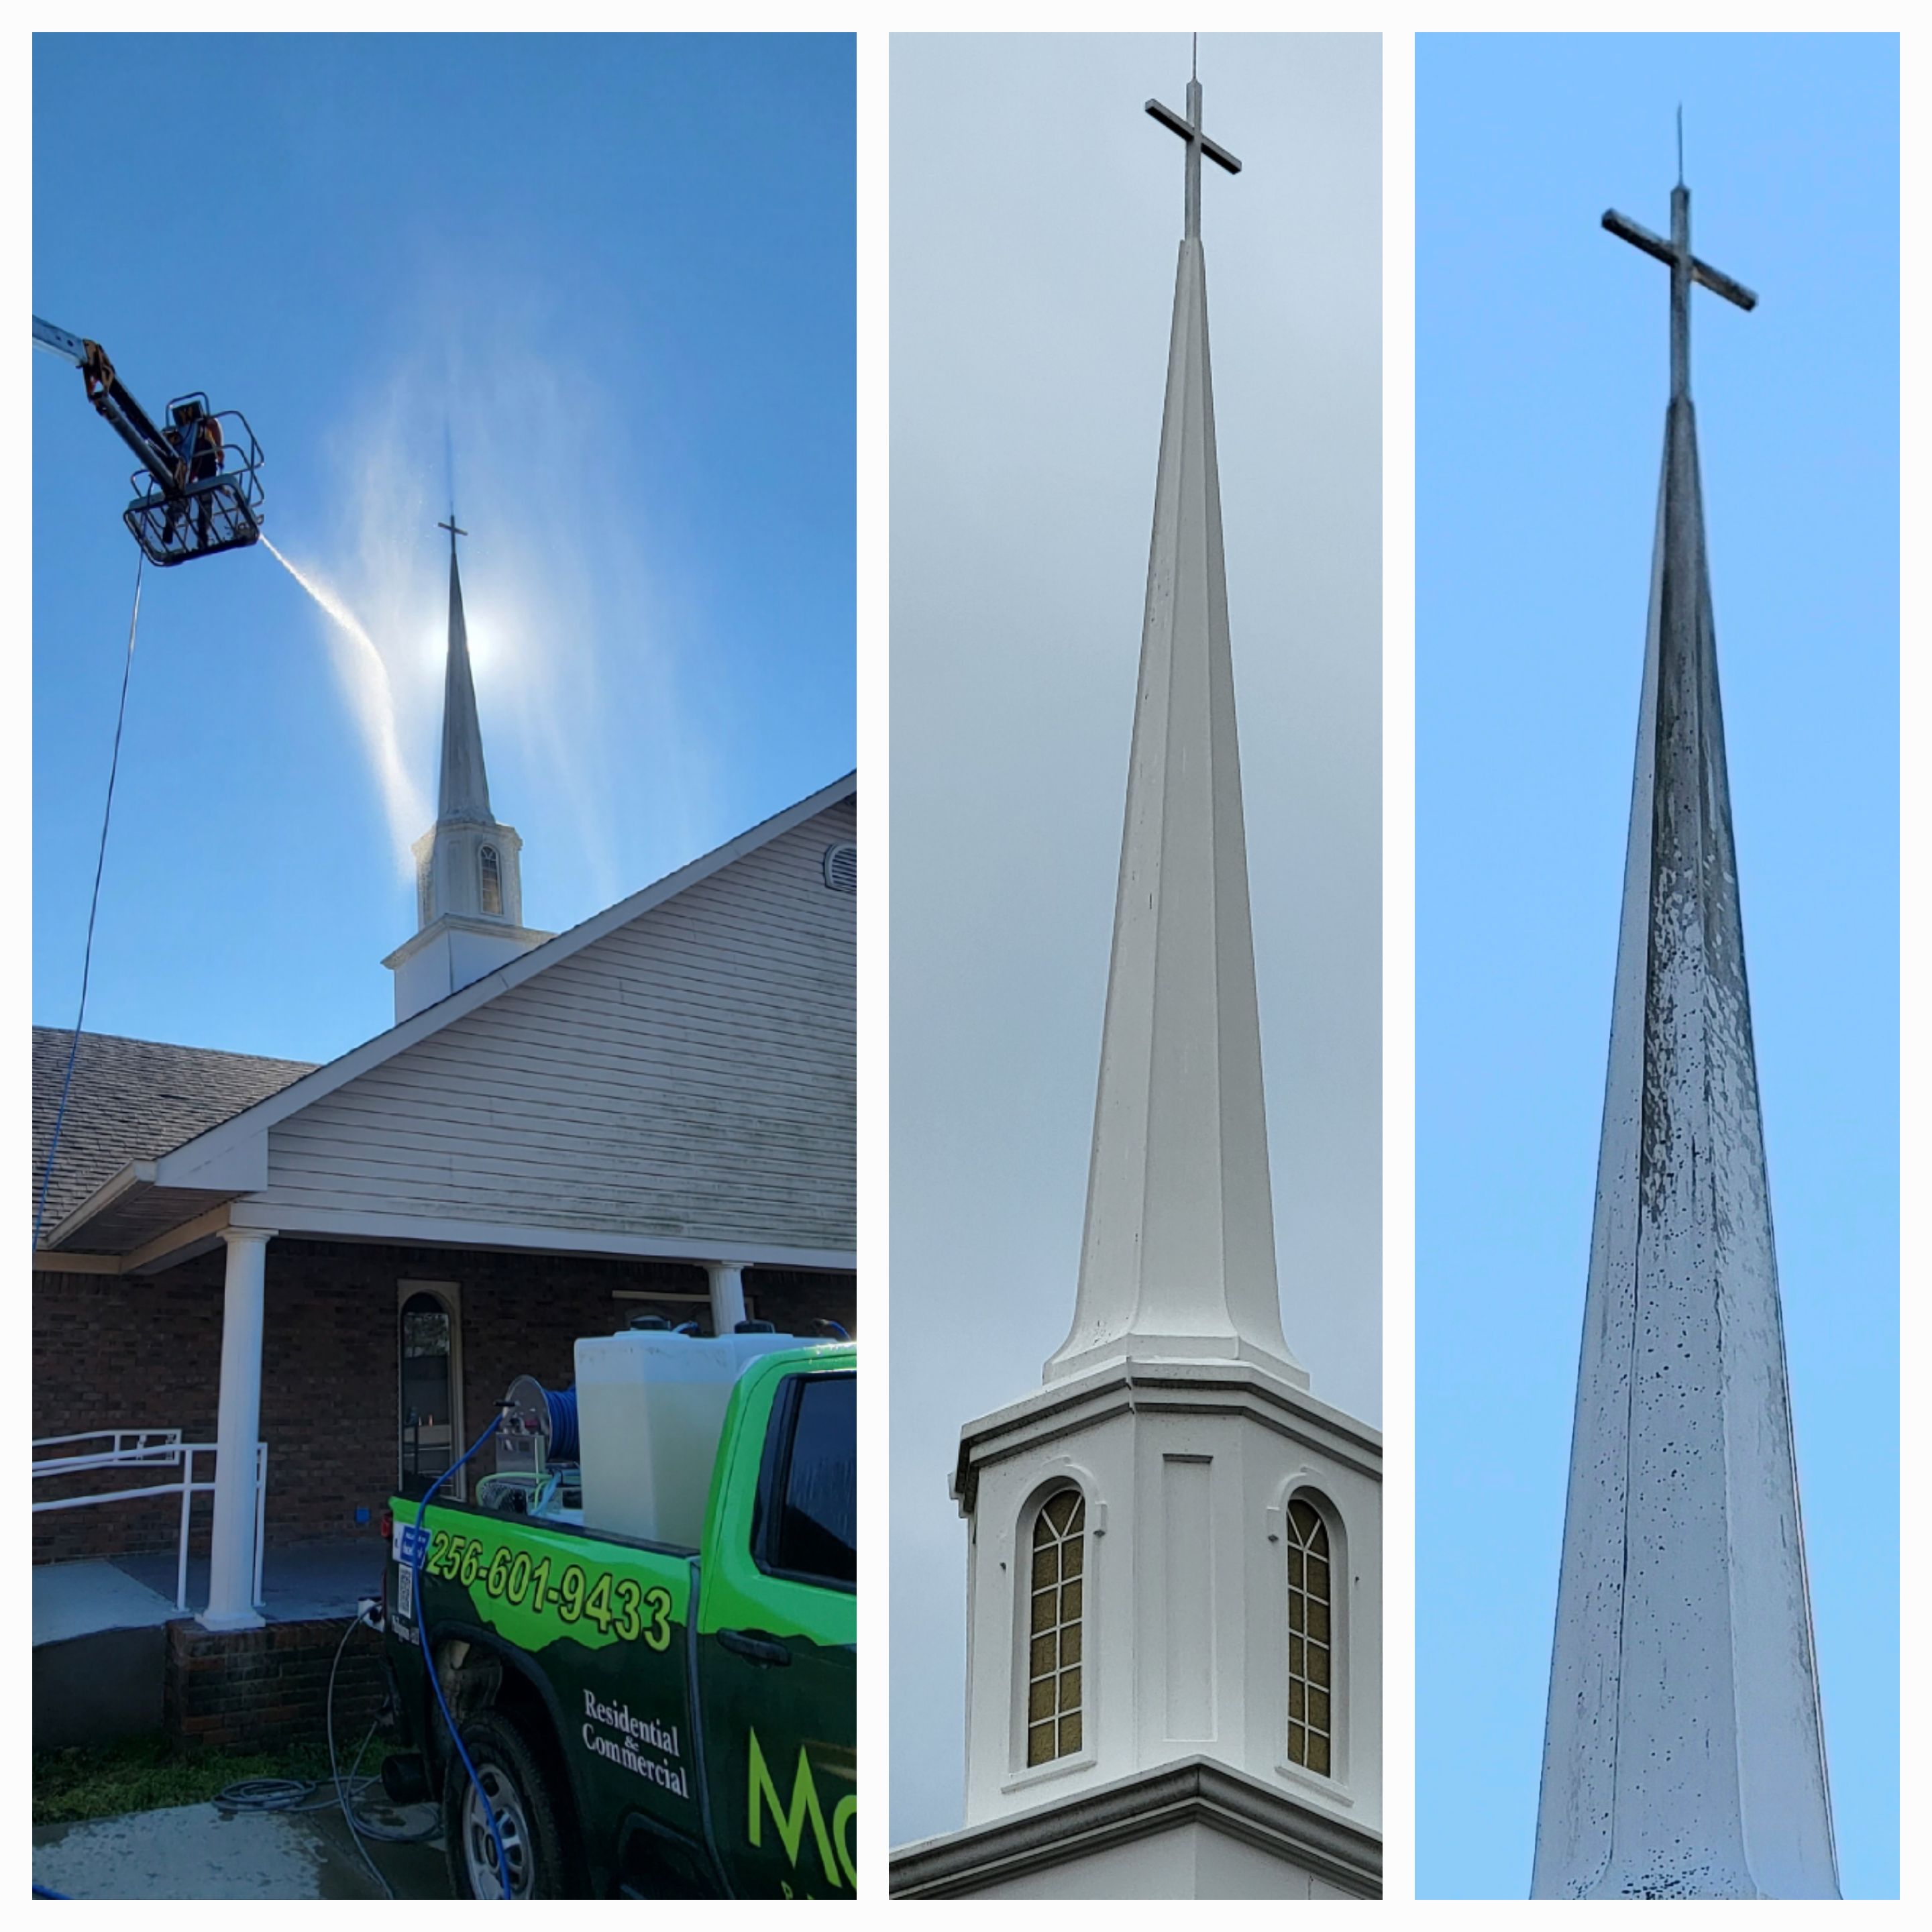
34;1733;397;1828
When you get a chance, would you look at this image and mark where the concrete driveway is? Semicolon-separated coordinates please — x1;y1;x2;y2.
32;1796;449;1900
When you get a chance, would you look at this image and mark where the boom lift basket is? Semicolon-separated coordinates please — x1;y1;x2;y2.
121;395;264;567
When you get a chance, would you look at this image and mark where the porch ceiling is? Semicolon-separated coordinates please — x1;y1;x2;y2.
45;1174;244;1258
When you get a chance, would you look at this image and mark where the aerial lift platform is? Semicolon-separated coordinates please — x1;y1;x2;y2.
34;314;264;566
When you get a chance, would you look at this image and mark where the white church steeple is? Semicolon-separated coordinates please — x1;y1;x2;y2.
384;513;551;1024
1049;74;1298;1390
938;66;1381;1898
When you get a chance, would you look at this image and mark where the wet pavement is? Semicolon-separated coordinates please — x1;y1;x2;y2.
32;1796;451;1900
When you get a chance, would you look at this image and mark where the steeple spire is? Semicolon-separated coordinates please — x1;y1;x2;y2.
435;510;492;824
384;511;549;1024
1047;70;1299;1386
940;70;1382;1871
1534;177;1837;1900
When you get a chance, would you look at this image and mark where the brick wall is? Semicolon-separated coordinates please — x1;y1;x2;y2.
34;1253;225;1562
35;1242;857;1564
164;1615;386;1755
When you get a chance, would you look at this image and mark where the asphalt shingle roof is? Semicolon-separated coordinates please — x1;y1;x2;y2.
31;1028;317;1240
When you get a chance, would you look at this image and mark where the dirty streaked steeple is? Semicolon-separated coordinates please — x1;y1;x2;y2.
1533;174;1837;1902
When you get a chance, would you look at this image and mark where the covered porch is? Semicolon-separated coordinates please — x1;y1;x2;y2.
36;1220;856;1636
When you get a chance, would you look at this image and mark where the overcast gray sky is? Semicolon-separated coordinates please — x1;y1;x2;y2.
888;32;1382;1847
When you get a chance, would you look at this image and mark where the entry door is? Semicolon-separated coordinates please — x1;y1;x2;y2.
397;1282;465;1501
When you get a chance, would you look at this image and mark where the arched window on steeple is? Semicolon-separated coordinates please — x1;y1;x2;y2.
1286;1495;1334;1776
1026;1487;1085;1767
479;845;503;916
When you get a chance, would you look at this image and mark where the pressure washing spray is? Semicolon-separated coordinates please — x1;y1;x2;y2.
260;535;425;855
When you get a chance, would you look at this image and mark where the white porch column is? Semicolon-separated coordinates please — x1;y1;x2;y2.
706;1260;749;1336
202;1226;274;1631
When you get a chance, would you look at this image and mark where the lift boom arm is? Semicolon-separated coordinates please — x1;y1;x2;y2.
34;312;265;566
34;314;184;494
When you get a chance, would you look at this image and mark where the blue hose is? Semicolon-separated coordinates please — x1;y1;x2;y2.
412;1410;514;1898
541;1387;578;1463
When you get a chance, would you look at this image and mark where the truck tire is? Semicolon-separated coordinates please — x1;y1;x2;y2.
441;1707;577;1899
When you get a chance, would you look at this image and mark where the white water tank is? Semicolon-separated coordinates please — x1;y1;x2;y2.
574;1328;796;1548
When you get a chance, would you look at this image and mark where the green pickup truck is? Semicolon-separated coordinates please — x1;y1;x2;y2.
380;1337;855;1899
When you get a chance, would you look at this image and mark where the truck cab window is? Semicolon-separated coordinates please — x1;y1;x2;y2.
765;1374;855;1588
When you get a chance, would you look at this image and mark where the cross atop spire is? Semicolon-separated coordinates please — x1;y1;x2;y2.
1603;173;1757;400
437;509;468;555
1146;66;1241;241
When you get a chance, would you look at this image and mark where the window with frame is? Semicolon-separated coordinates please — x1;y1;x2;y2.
479;845;503;916
758;1373;855;1588
1026;1488;1085;1767
1286;1497;1334;1776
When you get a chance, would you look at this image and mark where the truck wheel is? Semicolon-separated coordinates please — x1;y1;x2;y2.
441;1708;575;1899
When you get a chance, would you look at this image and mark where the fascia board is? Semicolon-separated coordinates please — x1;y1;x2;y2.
152;1127;268;1195
223;1200;857;1273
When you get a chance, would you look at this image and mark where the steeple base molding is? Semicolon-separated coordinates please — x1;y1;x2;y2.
889;1756;1382;1899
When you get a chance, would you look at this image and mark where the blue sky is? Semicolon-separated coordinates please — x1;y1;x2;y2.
34;34;853;1064
1416;34;1897;1900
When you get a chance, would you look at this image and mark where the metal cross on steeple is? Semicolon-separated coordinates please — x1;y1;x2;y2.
1603;161;1758;399
1146;56;1241;241
436;509;468;555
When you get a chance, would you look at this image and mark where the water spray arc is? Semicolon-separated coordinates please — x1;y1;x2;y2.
261;535;427;867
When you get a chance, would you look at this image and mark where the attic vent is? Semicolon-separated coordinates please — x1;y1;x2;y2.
822;842;857;894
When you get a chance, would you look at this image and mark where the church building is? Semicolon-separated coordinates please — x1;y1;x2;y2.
890;70;1381;1902
32;522;855;1742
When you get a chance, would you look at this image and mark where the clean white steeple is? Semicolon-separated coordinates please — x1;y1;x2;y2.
384;514;550;1024
936;68;1382;1900
1048;83;1298;1388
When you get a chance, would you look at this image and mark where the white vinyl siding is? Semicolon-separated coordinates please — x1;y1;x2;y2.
254;803;855;1251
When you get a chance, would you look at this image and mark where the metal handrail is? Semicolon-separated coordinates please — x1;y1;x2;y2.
32;1428;185;1478
33;1430;268;1613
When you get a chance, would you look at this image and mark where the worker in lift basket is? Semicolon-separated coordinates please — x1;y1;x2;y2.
162;401;225;550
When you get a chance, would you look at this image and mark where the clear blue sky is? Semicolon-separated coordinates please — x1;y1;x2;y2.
1417;34;1896;1899
34;34;853;1063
